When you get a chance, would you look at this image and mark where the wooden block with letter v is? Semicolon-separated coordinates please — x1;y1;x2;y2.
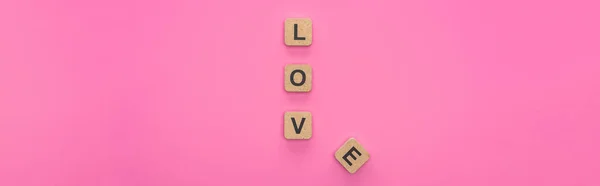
284;64;312;92
284;18;312;46
284;111;312;139
335;138;370;174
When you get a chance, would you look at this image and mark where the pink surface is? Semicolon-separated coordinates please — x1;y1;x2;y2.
1;0;599;185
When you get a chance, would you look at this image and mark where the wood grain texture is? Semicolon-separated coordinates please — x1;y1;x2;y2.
284;64;312;92
335;138;370;174
284;18;312;46
284;111;312;140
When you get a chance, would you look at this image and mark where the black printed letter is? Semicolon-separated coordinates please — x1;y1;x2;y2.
290;69;306;86
291;117;306;134
293;24;306;40
342;147;362;166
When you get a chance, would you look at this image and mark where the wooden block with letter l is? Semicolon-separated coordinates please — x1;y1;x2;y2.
284;111;312;139
284;64;312;92
284;18;312;46
335;138;370;174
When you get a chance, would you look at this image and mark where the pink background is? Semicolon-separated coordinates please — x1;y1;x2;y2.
1;0;599;185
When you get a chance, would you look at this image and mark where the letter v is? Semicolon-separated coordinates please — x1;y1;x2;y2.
291;117;306;134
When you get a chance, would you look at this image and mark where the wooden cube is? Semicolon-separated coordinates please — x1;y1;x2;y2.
335;138;370;173
284;64;312;92
284;111;312;139
284;18;312;46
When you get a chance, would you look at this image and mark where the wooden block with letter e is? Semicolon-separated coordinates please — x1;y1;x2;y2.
335;138;370;173
284;111;312;139
284;18;312;46
284;64;312;92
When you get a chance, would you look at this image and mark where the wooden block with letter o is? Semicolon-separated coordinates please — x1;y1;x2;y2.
284;111;312;139
284;18;312;46
284;64;312;92
335;138;370;174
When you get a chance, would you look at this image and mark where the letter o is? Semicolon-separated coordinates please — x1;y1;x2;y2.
290;69;306;86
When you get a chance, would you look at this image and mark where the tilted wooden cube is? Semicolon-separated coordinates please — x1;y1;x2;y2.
335;138;370;173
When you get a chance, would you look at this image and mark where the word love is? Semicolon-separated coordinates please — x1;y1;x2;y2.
283;17;370;174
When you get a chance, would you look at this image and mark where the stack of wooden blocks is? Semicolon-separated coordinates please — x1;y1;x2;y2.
283;18;370;174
